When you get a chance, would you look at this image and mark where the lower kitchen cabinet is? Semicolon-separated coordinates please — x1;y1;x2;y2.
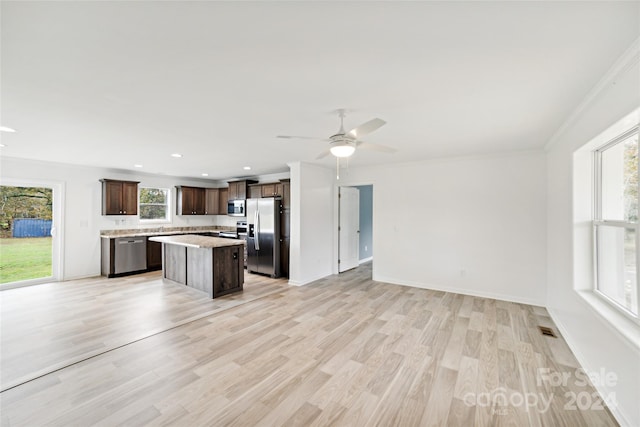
147;239;163;271
212;245;244;297
158;240;244;298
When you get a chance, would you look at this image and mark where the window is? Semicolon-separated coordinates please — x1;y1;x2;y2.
139;187;170;222
594;128;639;318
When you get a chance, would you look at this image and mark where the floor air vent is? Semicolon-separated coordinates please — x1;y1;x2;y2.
538;326;557;338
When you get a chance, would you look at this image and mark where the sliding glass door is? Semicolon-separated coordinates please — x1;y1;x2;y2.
0;180;62;288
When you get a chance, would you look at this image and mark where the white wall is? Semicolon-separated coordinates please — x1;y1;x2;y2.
355;185;373;262
288;162;334;285
339;151;547;306
0;156;288;281
546;39;640;427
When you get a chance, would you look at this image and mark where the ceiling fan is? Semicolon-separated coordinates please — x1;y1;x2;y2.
277;109;396;160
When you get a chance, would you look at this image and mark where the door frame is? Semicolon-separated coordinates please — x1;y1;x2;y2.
1;178;65;290
333;182;373;275
338;186;360;273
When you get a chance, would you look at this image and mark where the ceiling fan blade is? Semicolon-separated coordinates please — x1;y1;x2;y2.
347;118;386;138
357;141;397;153
276;135;324;141
316;149;330;159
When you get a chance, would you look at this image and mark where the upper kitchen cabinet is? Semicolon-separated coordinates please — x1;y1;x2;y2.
227;181;245;200
176;186;205;215
247;179;290;201
218;188;228;214
248;184;262;199
227;180;256;200
261;183;277;198
204;188;220;215
101;179;139;215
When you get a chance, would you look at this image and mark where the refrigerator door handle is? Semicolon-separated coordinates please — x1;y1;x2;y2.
254;209;260;250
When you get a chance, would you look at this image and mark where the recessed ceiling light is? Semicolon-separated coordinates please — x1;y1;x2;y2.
0;126;16;133
0;143;6;148
171;153;182;158
243;166;251;170
134;164;143;168
201;173;209;177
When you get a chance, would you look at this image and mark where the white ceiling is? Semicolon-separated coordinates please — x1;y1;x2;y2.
1;1;638;180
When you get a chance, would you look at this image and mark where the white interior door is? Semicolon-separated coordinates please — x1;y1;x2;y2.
339;186;360;273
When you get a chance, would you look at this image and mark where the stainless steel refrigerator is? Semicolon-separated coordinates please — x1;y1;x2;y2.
247;197;281;277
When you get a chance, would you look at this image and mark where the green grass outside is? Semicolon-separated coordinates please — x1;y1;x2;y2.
0;237;52;284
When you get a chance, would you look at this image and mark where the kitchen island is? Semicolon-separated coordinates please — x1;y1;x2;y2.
149;235;245;298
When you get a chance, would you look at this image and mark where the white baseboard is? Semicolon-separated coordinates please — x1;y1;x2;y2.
288;271;333;286
359;257;373;264
373;275;545;307
547;307;633;427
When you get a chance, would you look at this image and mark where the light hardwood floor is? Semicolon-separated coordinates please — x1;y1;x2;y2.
0;270;288;391
0;264;618;426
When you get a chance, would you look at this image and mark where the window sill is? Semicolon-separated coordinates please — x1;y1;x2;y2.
577;290;640;352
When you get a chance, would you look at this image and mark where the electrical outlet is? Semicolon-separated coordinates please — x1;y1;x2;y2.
460;269;466;277
365;245;368;252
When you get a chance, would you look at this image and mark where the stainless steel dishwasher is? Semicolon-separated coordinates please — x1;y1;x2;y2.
114;237;147;274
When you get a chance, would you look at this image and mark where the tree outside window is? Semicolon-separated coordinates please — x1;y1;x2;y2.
594;131;639;317
139;188;169;222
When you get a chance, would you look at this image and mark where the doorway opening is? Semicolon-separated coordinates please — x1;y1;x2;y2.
0;181;62;288
338;184;373;273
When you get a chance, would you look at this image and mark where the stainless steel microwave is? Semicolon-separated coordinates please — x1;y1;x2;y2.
227;199;245;216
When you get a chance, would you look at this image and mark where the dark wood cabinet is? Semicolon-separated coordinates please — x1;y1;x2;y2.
247;180;289;201
227;180;257;200
101;179;139;215
147;239;163;271
248;184;262;199
279;179;290;277
280;237;290;278
176;186;205;215
213;245;244;297
280;180;290;209
227;181;245;200
205;188;219;215
218;188;228;214
261;183;277;197
176;186;227;215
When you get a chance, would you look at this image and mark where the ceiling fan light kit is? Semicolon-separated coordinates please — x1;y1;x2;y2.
278;109;395;172
329;138;356;158
330;144;355;158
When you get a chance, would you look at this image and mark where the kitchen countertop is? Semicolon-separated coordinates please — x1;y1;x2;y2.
149;235;245;248
100;227;234;238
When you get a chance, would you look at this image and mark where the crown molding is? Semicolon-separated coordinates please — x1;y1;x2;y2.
544;37;640;152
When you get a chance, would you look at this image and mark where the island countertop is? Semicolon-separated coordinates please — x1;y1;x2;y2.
100;226;234;238
149;234;245;248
